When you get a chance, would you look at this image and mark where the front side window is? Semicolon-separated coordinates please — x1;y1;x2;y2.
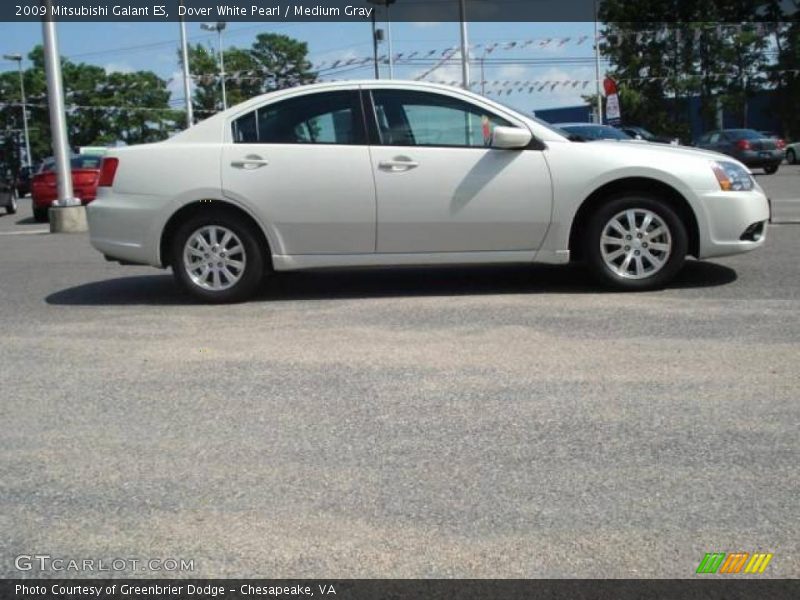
232;91;365;145
370;90;511;148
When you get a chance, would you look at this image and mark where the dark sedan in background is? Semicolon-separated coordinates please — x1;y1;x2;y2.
694;129;785;174
1;168;18;215
15;165;33;197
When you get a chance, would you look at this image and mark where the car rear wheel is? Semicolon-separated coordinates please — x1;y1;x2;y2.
170;210;265;303
585;195;688;291
6;189;17;214
32;206;48;222
764;164;779;175
787;149;796;165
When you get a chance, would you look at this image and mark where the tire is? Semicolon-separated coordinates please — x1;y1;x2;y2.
170;210;266;303
584;194;688;291
787;149;796;165
33;206;49;222
764;164;779;175
6;189;17;215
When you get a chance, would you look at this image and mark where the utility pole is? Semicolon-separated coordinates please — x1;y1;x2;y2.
3;53;32;169
371;11;380;79
367;0;396;79
42;2;86;232
459;0;470;89
202;21;227;110
178;1;194;127
593;0;603;124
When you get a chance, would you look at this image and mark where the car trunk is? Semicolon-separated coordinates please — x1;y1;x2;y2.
32;169;100;205
748;139;778;151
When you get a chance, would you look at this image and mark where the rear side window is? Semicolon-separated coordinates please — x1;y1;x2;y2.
232;91;365;145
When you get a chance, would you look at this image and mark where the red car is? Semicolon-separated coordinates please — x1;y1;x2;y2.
31;155;104;222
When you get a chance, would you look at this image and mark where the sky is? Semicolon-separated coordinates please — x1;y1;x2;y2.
0;20;603;115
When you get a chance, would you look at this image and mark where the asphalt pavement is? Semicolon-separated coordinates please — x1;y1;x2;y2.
0;189;798;578
755;165;800;222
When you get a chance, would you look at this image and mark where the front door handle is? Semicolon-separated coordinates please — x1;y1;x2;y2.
231;155;269;170
379;157;419;172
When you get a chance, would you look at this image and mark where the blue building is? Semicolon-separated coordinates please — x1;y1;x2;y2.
533;90;785;139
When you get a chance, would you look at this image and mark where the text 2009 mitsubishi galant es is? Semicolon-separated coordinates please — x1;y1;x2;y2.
88;81;769;303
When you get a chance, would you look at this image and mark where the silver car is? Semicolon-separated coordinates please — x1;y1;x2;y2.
88;81;770;303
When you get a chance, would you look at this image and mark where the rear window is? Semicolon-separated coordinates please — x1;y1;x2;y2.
726;129;762;140
39;157;103;172
71;156;103;169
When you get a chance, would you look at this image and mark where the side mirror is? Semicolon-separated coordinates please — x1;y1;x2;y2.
491;126;533;149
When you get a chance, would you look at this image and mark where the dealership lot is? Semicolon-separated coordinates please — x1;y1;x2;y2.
1;169;798;577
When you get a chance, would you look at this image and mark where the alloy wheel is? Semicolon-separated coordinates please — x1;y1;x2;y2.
600;208;672;280
182;225;247;291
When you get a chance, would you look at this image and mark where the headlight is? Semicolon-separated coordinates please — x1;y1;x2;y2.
710;160;754;191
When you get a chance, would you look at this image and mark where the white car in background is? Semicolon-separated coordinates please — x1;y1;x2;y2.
786;141;799;164
88;81;770;303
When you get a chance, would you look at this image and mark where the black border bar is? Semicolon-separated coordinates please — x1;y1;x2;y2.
4;0;800;22
4;579;800;600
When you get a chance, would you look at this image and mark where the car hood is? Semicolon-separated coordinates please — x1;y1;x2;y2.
582;139;739;164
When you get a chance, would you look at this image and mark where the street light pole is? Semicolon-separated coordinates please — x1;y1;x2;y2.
202;21;227;111
41;15;77;208
3;53;33;169
178;2;194;127
458;0;470;89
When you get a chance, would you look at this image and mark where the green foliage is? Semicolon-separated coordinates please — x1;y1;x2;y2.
598;0;798;139
186;33;317;116
1;45;179;172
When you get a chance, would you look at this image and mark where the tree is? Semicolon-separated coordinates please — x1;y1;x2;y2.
186;32;317;117
597;0;797;137
0;45;179;174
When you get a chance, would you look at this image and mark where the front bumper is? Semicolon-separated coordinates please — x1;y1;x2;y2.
697;188;770;259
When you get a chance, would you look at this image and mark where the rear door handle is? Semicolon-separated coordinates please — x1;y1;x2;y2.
231;155;269;169
379;157;419;172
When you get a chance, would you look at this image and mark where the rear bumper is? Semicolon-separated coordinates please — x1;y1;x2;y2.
697;188;770;259
87;192;164;267
734;150;783;166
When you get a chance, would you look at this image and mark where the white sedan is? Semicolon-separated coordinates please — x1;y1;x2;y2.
88;81;769;302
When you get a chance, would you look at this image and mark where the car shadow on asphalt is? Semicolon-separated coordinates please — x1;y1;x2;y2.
46;260;737;306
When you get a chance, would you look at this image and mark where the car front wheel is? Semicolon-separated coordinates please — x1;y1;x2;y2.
764;164;779;175
170;210;266;303
585;195;688;291
785;149;796;165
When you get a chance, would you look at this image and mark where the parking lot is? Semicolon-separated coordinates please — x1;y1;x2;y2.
1;167;798;578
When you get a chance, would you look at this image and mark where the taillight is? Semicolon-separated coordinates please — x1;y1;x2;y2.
98;157;119;187
735;139;751;150
777;138;786;149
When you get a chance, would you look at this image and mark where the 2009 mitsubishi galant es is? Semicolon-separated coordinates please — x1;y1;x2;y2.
88;81;769;302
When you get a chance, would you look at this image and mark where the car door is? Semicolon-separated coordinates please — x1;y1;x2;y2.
221;89;376;255
366;88;552;254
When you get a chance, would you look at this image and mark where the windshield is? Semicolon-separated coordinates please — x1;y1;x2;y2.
559;125;632;140
480;96;568;139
